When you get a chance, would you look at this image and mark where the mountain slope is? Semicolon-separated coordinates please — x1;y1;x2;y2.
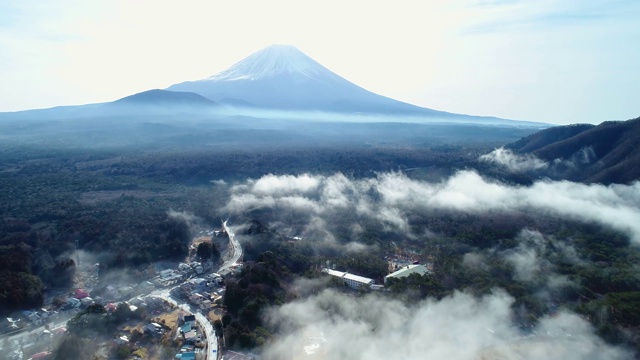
111;89;217;107
102;89;218;115
506;116;640;183
0;89;218;120
167;45;463;117
506;124;595;153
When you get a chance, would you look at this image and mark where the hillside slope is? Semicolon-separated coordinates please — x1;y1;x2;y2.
506;116;640;183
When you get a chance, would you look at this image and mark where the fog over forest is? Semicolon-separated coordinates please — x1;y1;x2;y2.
223;171;640;243
205;168;640;358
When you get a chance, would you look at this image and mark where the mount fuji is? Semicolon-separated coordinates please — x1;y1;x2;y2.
167;45;453;116
0;44;546;128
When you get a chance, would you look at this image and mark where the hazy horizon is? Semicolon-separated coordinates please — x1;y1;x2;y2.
1;0;639;125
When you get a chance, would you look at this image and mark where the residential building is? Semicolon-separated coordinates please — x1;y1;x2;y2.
175;352;196;360
183;315;196;326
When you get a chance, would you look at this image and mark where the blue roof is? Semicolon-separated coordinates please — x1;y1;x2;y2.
176;352;196;359
182;323;192;333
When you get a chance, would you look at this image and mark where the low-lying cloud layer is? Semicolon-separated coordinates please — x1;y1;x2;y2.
224;171;640;243
480;148;549;172
479;147;598;174
262;289;630;360
502;229;582;282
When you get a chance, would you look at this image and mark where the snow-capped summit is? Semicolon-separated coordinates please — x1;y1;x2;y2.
204;44;334;82
167;44;446;115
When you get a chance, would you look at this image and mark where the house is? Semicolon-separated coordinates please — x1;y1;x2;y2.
180;344;195;353
159;269;183;286
145;323;163;337
79;297;94;307
74;289;90;299
23;310;42;324
183;315;196;326
175;352;196;360
190;262;204;274
200;299;211;310
29;351;51;360
65;297;81;309
183;330;198;343
384;264;429;284
188;278;208;292
189;293;205;305
113;335;129;346
181;323;192;334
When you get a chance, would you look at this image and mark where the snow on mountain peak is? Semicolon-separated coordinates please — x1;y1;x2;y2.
204;44;333;82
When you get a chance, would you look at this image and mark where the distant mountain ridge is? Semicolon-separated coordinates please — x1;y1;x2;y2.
506;116;640;184
0;44;547;128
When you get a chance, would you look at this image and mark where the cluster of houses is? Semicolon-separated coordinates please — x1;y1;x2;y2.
62;284;144;312
12;308;60;327
175;314;205;360
171;273;225;311
107;298;184;354
155;261;211;287
8;289;98;329
2;323;66;360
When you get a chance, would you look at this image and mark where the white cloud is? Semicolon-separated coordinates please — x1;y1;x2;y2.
479;147;549;172
502;230;549;282
262;289;630;360
224;171;640;243
462;252;490;271
167;209;200;227
252;174;320;196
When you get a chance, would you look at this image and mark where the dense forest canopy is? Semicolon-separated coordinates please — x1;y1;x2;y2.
1;118;640;358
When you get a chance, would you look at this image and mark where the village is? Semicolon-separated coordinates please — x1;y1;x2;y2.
2;219;440;360
0;222;258;360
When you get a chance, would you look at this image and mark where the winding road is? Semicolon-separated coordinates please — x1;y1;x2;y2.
219;220;242;273
154;220;242;360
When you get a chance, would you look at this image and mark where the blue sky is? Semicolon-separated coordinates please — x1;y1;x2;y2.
0;0;638;124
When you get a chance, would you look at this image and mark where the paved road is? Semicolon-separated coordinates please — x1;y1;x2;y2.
219;220;242;273
149;221;245;360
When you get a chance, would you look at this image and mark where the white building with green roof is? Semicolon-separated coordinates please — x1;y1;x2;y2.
384;264;429;284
